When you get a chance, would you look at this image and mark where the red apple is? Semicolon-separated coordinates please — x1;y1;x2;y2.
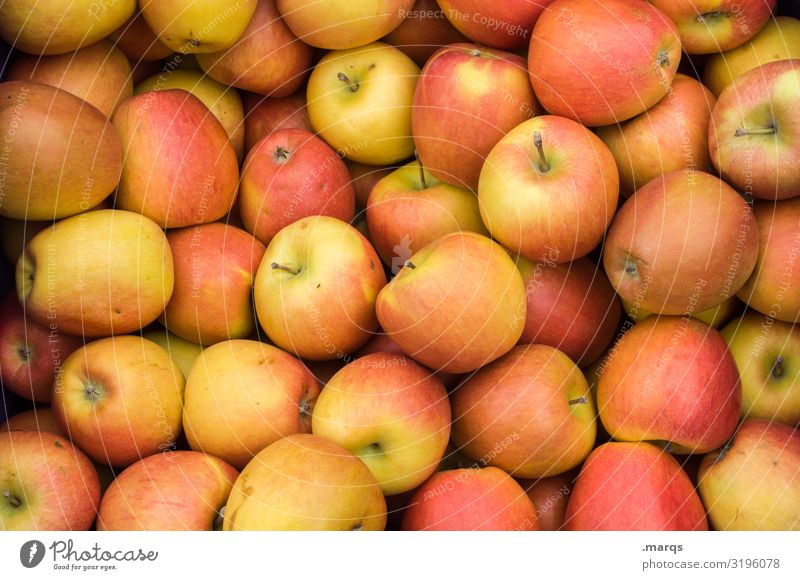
242;91;310;153
383;0;469;65
519;471;576;531
1;408;65;437
109;12;173;61
347;160;395;210
438;0;555;50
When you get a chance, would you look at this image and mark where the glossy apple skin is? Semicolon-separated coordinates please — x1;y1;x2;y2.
699;419;800;530
480;115;619;263
529;0;681;126
97;451;239;531
182;340;320;469
565;442;708;530
242;91;311;153
598;316;741;454
383;0;469;65
376;232;526;373
0;430;100;531
413;44;536;191
109;12;174;62
710;60;800;200
517;256;620;367
402;467;539;531
224;434;387;530
519;471;575;531
603;170;759;315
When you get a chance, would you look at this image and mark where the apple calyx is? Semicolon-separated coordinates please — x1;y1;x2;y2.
533;131;550;173
273;146;291;163
337;72;360;93
623;257;639;278
362;442;383;456
414;150;428;189
772;356;785;379
16;346;32;362
656;50;670;68
271;262;301;275
2;489;21;508
735;125;777;137
213;506;225;531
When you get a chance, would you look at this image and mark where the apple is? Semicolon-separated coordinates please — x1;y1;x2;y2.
704;16;800;96
383;0;469;66
0;81;122;221
141;328;203;380
0;218;47;265
519;471;576;531
377;232;526;373
242;91;310;153
710;59;800;200
402;466;539;531
564;442;708;530
0;0;135;55
307;42;419;166
0;430;100;530
412;43;537;191
276;0;414;49
109;12;174;62
347;160;394;210
97;451;238;531
622;296;742;329
517;256;620;367
196;0;312;97
528;0;681;126
254;216;386;360
437;0;554;50
598;316;741;454
649;0;776;55
52;336;185;467
596;74;716;197
603;170;759;315
1;408;66;437
224;434;387;530
479;115;619;263
312;352;451;495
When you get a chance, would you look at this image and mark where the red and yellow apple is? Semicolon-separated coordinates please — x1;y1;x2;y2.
242;91;310;153
383;0;469;65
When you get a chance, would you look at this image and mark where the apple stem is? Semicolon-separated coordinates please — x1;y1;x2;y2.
414;150;428;189
2;490;20;507
337;72;359;93
533;131;550;173
271;262;300;275
568;396;587;406
735;126;777;137
404;261;416;270
273;146;291;163
213;506;225;531
772;356;784;379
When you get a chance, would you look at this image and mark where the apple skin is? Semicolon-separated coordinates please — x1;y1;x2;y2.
699;419;800;530
721;312;800;426
623;296;742;329
0;218;47;265
0;293;83;403
109;12;174;62
224;434;387;530
1;408;66;437
383;0;469;66
519;471;576;531
0;81;122;221
710;59;800;201
737;198;800;323
312;352;451;495
598;316;741;454
16;210;174;337
141;329;203;380
182;339;320;469
376;232;526;374
0;430;100;531
596;74;716;197
565;442;708;530
412;44;537;191
649;0;776;55
242;91;310;153
254;216;387;360
97;451;238;531
704;16;800;97
307;42;420;166
240;129;356;246
603;170;759;315
196;0;312;97
479;115;619;264
347;160;395;210
517;256;620;367
366;161;488;270
402;466;539;531
52;336;185;468
438;0;555;50
451;345;596;479
529;0;681;127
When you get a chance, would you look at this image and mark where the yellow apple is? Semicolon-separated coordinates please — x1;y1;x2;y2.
141;328;203;379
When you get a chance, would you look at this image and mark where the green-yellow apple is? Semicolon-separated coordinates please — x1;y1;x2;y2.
383;0;469;66
603;170;759;314
598;316;741;454
242;91;311;153
224;434;387;530
366;160;488;270
0;430;100;530
698;419;800;530
1;408;65;437
376;232;526;373
710;59;800;200
276;0;414;49
402;466;539;531
565;442;708;530
307;42;419;165
437;0;553;50
240;129;355;245
97;451;238;531
109;12;174;61
312;352;451;495
704;16;800;96
254;216;387;360
196;0;312;97
596;74;716;196
141;328;203;379
0;81;122;221
412;43;537;191
529;0;681;126
0;0;135;55
182;339;320;469
722;312;800;425
451;345;596;478
479;115;619;263
622;296;742;329
519;470;576;531
347;160;394;209
52;336;185;467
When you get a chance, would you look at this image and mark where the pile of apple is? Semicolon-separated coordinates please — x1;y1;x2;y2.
0;0;799;532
